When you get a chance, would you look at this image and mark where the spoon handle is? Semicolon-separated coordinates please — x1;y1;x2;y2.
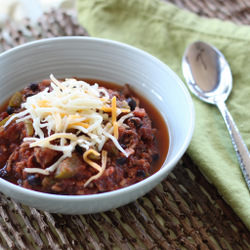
216;101;250;190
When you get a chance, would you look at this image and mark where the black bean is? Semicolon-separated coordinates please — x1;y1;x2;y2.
126;97;136;111
27;175;41;186
129;117;142;128
116;157;127;165
75;145;84;155
152;153;159;161
6;106;15;115
29;82;38;91
136;169;146;178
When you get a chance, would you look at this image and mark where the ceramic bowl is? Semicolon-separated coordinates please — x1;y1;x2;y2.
0;37;194;214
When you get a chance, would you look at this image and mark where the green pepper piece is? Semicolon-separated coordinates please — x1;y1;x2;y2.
55;153;81;179
9;92;23;108
0;115;11;127
55;166;75;179
88;153;100;160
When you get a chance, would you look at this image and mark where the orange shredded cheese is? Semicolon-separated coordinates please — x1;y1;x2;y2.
68;122;89;129
113;121;119;139
100;98;108;102
111;96;119;139
37;100;51;107
120;108;130;113
101;107;130;113
101;106;112;112
111;96;117;124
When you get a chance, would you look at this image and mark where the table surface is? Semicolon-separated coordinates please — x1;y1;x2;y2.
0;1;250;249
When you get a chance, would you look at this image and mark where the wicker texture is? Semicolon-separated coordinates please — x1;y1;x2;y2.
0;4;249;250
165;0;250;25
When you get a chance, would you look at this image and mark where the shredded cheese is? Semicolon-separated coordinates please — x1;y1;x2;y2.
84;150;107;187
68;122;89;129
83;149;102;172
111;96;117;124
111;96;118;139
113;121;119;139
5;75;133;186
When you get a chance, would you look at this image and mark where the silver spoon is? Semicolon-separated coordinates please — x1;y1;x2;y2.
182;41;250;190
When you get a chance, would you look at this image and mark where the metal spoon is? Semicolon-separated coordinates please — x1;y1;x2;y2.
182;41;250;190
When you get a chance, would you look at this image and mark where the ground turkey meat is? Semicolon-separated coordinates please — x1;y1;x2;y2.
0;80;161;195
0;121;27;169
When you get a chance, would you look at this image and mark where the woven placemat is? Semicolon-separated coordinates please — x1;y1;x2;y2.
165;0;250;24
0;5;249;250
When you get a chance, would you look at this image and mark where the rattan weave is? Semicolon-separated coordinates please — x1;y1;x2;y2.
0;3;249;250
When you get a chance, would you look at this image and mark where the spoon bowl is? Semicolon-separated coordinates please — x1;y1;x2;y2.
182;41;232;104
182;40;250;190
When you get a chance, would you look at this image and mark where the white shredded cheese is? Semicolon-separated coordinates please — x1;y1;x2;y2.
6;75;133;185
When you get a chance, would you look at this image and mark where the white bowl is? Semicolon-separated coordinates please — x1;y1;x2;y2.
0;37;194;214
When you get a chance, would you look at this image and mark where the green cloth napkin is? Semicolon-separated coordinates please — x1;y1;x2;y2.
77;0;250;230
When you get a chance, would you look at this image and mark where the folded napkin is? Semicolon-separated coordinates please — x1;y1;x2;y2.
77;0;250;229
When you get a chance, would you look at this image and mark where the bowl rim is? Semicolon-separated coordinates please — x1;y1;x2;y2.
0;36;195;201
